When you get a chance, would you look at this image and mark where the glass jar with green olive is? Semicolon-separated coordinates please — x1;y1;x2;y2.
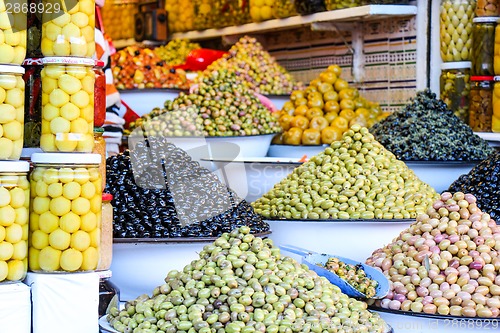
440;0;475;62
472;17;499;76
494;23;500;74
469;76;494;132
440;61;471;124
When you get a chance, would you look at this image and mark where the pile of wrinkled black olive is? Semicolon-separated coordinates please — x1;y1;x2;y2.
105;137;270;238
370;90;494;161
448;151;500;221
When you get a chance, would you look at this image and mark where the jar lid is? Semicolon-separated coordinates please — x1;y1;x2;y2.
102;193;113;201
470;75;495;81
440;61;472;70
97;270;112;279
95;60;105;67
0;64;25;74
94;127;105;134
31;153;102;164
23;58;44;66
42;57;96;66
473;17;500;23
0;161;30;173
21;147;43;159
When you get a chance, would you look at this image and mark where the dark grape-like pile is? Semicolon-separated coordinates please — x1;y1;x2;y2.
105;137;270;238
448;151;500;221
370;90;494;161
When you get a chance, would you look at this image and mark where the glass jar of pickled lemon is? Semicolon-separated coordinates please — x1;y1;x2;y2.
0;65;25;160
29;153;102;273
492;76;500;132
97;193;112;271
0;1;27;64
440;61;471;123
41;0;96;58
41;57;95;153
0;161;30;282
440;0;475;62
469;76;494;132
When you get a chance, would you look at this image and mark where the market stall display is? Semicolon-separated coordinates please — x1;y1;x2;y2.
100;0;137;40
111;46;189;90
105;137;270;238
154;39;201;66
252;124;439;220
367;192;500;318
370;90;494;161
128;68;281;137
448;151;500;221
440;0;475;62
104;226;391;333
272;64;385;146
204;36;302;95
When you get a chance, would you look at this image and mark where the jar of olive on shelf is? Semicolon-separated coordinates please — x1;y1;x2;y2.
476;0;500;16
492;76;500;131
471;17;499;76
440;61;471;123
494;21;500;74
440;0;476;62
469;76;494;132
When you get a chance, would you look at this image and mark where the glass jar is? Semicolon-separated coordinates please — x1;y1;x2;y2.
101;0;138;40
93;60;106;128
98;270;120;317
440;0;475;62
97;193;113;271
0;1;27;64
40;57;95;153
472;17;499;76
250;0;275;22
492;76;500;132
440;61;471;123
165;0;194;33
27;0;43;58
494;23;500;74
0;161;30;282
273;0;297;18
469;76;494;132
213;0;251;28
41;0;96;58
23;58;43;148
193;0;214;30
325;0;367;10
93;127;106;191
476;0;500;16
29;153;102;272
295;0;326;15
0;65;25;160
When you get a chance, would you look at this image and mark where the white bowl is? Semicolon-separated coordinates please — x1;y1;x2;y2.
119;89;182;116
202;157;301;202
267;219;413;263
405;161;479;193
267;144;328;158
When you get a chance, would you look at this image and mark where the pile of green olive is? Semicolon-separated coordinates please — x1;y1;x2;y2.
367;192;500;318
106;226;389;333
252;124;439;220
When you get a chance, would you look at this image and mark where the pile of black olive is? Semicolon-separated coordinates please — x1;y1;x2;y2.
370;90;494;161
448;151;500;221
105;137;270;238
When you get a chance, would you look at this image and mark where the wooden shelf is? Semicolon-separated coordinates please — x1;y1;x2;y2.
171;5;417;41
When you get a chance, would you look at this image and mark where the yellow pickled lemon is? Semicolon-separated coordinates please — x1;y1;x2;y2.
0;104;16;123
60;103;81;121
15;207;28;226
42;104;60;121
81;246;98;270
0;87;6;104
77;133;94;152
250;7;261;21
50;116;71;134
70;117;88;134
0;261;7;281
81;75;94;94
85;41;95;58
50;196;71;216
199;3;211;14
70;230;90;252
29;212;39;231
0;75;17;90
28;248;40;271
47;183;63;198
80;182;96;200
53;40;71;56
38;246;61;271
55;134;79;152
89;228;99;248
90;195;101;214
71;12;89;28
41;119;50;135
81;26;94;44
42;77;58;95
3;121;22;140
52;13;71;27
9;187;24;209
80;105;93;122
0;11;11;29
40;134;57;152
7;260;25;280
13;46;25;66
80;212;97;232
62;181;81;200
0;226;4;242
89;168;100;182
59;74;82;95
49;228;71;250
36;180;49;197
58;168;74;183
5;224;22;243
44;22;62;41
0;187;10;207
72;197;90;215
67;2;80;14
62;22;81;39
0;242;14;260
0;206;16;227
31;230;49;250
70;39;88;57
41;38;55;55
12;240;27;260
4;29;20;45
44;65;66;79
42;168;59;184
38;211;59;233
60;212;80;233
79;0;94;15
0;138;13;160
260;6;273;19
70;90;90;108
60;248;83;271
49;89;70;107
73;168;90;185
0;45;15;64
5;88;23;108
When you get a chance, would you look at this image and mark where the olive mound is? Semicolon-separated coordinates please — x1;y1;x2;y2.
449;151;500;222
367;192;500;318
106;226;389;333
105;136;270;238
205;36;303;95
370;90;495;161
128;69;281;137
252;124;439;220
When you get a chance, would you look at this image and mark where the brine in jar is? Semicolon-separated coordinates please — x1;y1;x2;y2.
440;61;471;123
41;57;95;153
0;0;27;64
469;76;494;132
471;17;499;76
492;76;500;132
440;0;475;62
97;193;112;271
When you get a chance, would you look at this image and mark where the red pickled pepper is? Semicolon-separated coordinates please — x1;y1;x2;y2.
94;60;106;127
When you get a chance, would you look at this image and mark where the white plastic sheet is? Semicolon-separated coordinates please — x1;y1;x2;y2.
0;282;30;333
